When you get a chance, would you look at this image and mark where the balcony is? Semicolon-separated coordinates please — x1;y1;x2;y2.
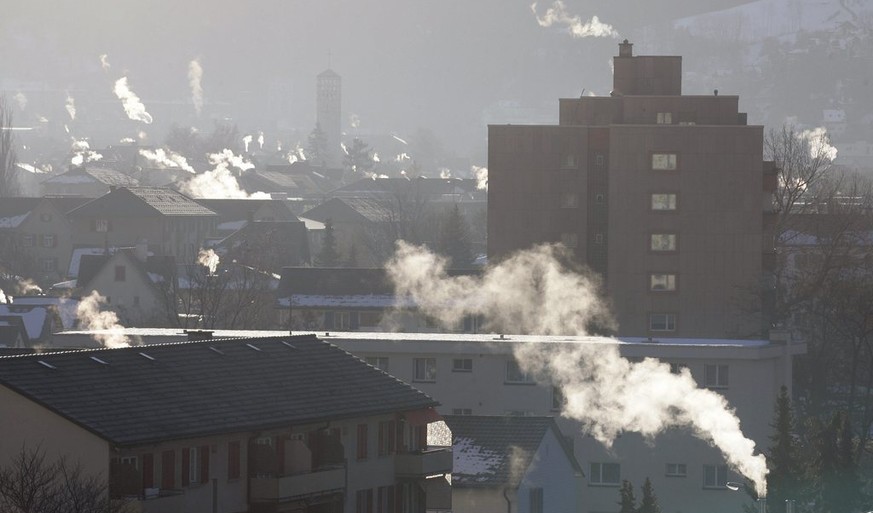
249;466;346;501
395;447;452;478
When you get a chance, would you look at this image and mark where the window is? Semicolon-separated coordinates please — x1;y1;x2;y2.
187;447;200;485
657;112;673;124
652;153;678;170
552;386;566;410
378;420;396;456
561;154;577;169
334;311;351;330
594;154;605;167
41;234;55;247
560;193;578;208
115;265;126;282
228;441;241;479
589;462;621;486
40;258;57;272
595;193;605;204
22;235;33;247
666;463;687;477
650;313;677;331
560;233;578;248
365;356;389;372
356;488;374;513
95;219;110;232
376;485;395;513
650;234;676;251
452;358;472;372
704;364;729;389
505;410;533;416
505;360;535;384
360;311;382;327
650;274;677;291
413;358;436;382
120;455;137;468
530;487;544;513
670;363;688;374
356;424;369;460
651;193;677;211
452;408;473;415
703;464;728;488
594;233;604;244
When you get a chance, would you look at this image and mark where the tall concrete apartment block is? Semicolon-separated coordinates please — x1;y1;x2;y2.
317;68;342;167
488;41;776;339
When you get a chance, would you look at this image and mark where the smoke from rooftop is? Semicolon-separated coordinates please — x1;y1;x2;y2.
531;1;619;38
75;291;134;348
188;59;204;116
113;77;153;124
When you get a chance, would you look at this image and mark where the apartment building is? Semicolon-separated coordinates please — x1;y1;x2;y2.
487;41;777;339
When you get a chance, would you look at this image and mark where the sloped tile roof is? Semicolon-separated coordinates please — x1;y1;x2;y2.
68;187;217;218
0;335;437;446
444;415;580;487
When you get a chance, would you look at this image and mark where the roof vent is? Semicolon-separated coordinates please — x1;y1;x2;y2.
38;360;56;370
90;356;109;365
184;329;214;341
493;334;509;341
138;352;155;361
245;343;262;352
209;346;225;356
281;341;297;350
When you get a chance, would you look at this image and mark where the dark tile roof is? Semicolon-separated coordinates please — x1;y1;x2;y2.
68;187;218;218
41;166;139;187
41;196;94;215
195;199;297;223
330;177;479;198
0;334;437;447
301;197;393;224
276;267;481;300
218;221;310;268
444;415;581;488
0;198;40;219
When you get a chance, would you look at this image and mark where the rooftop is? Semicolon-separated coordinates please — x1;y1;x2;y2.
68;187;218;218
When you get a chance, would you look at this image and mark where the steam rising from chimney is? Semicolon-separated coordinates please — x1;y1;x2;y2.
473;166;488;190
197;248;220;274
799;126;838;161
179;149;268;199
99;54;111;71
65;94;76;121
242;135;253;153
257;132;264;150
139;148;195;173
113;77;153;124
188;59;204;116
13;92;27;111
70;140;103;166
0;289;7;304
76;291;133;348
531;1;619;38
386;242;768;496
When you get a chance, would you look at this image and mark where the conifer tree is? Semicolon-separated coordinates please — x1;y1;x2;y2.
638;477;661;513
618;480;636;513
436;204;473;268
767;386;802;513
316;219;340;267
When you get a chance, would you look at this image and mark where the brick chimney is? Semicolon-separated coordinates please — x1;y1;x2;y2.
618;39;633;57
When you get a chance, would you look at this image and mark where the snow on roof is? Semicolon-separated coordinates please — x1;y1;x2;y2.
298;216;325;230
0;306;47;339
68;248;109;278
0;213;30;229
217;220;248;231
277;294;416;309
453;437;501;482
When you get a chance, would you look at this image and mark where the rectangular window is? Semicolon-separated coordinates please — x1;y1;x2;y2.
505;360;535;384
22;235;33;247
228;441;241;479
594;233;604;244
666;463;687;477
356;424;369;460
452;408;473;415
657;112;673;124
652;153;678;170
595;193;605;204
115;265;126;282
365;356;389;372
530;487;544;513
560;193;578;208
670;363;688;374
95;219;110;232
650;233;677;251
376;485;395;513
589;462;621;486
552;386;566;411
560;233;578;248
594;154;605;167
359;312;382;327
561;154;577;169
651;193;677;211
650;313;677;331
41;234;55;248
413;358;436;382
41;258;57;272
378;420;396;456
703;464;728;488
356;488;374;513
452;358;473;372
704;364;729;389
650;273;677;291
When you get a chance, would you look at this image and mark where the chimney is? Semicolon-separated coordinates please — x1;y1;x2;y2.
618;39;633;57
184;329;214;341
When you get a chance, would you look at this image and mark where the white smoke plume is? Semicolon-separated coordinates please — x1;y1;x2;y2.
70;140;103;166
340;142;349;155
395;152;410;162
139;148;195;173
65;93;76;121
799;126;838;161
349;113;361;129
99;54;111;71
17;163;49;174
75;291;132;348
197;248;220;274
0;289;6;304
257;131;264;150
188;59;204;116
440;168;452;179
179;149;267;199
16;278;42;295
473;165;488;191
13;92;27;111
113;77;153;124
242;135;253;153
531;1;619;38
120;137;136;144
373;152;380;163
386;242;768;496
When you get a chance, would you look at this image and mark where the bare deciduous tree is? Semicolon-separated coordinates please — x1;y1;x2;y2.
0;96;19;197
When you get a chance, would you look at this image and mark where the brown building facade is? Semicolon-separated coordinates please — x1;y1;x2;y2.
488;41;775;338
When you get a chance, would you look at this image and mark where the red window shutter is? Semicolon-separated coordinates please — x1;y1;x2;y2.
142;453;154;489
200;445;210;483
161;450;175;489
181;448;190;487
228;441;240;480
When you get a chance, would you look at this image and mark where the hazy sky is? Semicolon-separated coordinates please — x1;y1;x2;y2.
1;0;754;159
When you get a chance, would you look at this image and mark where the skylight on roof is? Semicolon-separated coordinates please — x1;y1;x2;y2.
37;360;56;370
138;352;155;361
209;346;224;355
281;341;297;349
246;343;262;352
90;356;109;365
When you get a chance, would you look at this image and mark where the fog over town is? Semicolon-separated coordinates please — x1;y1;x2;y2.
1;1;872;513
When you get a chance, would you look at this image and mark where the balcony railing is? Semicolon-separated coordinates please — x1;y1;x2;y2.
249;466;346;501
394;447;452;478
